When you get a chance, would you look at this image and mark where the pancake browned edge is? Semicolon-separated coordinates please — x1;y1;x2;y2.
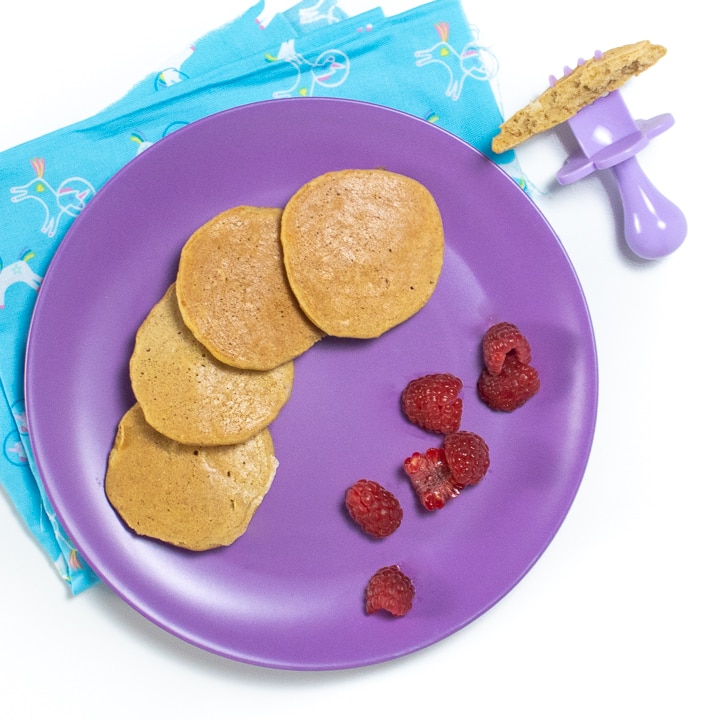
130;284;294;446
280;169;444;339
176;205;324;371
105;404;278;551
492;41;666;153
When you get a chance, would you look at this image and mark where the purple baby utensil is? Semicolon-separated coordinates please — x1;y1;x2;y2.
555;57;686;259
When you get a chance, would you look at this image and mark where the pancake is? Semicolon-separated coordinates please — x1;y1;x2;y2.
279;169;444;338
176;205;323;371
129;284;294;446
105;404;278;551
491;41;666;153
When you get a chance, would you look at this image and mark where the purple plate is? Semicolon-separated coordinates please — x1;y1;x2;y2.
26;98;597;670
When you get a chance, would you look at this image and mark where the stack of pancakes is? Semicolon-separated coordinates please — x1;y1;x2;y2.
106;169;444;551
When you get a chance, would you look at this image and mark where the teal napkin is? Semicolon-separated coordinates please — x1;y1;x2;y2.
0;0;522;594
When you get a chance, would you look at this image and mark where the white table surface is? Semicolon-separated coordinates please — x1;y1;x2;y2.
2;1;717;717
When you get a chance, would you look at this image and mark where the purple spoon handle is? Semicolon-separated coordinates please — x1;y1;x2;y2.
612;155;687;259
557;90;686;259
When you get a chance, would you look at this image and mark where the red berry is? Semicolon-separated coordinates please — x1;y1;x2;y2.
444;431;490;487
401;373;463;434
345;479;403;538
482;322;532;376
403;447;459;510
478;353;540;411
365;565;415;617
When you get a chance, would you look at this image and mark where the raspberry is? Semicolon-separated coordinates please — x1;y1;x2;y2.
482;322;532;376
401;373;463;434
478;353;540;411
444;431;490;487
345;479;403;538
403;447;459;510
365;565;415;617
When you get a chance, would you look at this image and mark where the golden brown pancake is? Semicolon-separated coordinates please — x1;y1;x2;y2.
492;41;666;153
105;404;278;551
175;205;323;371
279;169;444;338
129;284;294;446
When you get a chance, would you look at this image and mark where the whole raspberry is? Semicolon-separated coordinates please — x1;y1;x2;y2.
345;479;403;538
401;373;463;434
365;565;415;617
403;447;459;511
482;322;532;376
478;353;540;411
444;431;490;487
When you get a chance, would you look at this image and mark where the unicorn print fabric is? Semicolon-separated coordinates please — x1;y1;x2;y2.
0;0;520;593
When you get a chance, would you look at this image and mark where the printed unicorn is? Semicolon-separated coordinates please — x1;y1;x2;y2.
154;45;195;89
415;22;498;101
129;121;190;155
298;0;344;25
270;39;350;98
0;250;42;309
255;0;293;29
10;158;95;238
4;435;28;466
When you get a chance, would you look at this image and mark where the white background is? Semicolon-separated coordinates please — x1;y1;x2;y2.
1;1;717;718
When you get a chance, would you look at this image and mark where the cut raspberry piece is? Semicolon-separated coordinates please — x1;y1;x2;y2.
403;447;459;511
478;353;540;411
365;565;415;617
401;373;463;434
482;321;532;376
444;431;490;487
345;479;403;538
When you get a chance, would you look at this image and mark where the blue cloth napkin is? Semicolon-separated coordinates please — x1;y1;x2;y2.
0;0;523;594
